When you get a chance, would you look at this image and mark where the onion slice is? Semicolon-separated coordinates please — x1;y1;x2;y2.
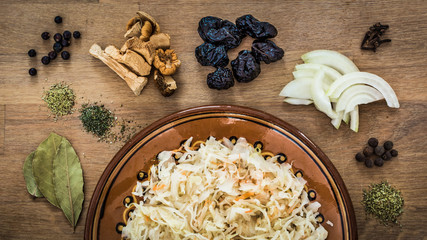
295;63;342;80
311;71;337;119
283;98;313;105
350;106;359;132
301;50;359;74
335;84;384;112
279;78;312;99
327;72;399;108
344;93;384;114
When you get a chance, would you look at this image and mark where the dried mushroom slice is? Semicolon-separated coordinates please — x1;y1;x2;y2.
105;45;151;76
125;21;142;38
154;70;177;97
136;11;160;34
149;33;171;49
89;44;148;96
126;16;140;30
153;49;181;76
121;37;156;65
140;21;153;41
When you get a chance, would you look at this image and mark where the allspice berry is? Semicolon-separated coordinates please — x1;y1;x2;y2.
374;146;385;156
365;158;374;168
390;149;398;157
382;151;392;161
355;152;365;162
384;141;394;150
363;146;374;157
368;138;378;147
374;158;384;167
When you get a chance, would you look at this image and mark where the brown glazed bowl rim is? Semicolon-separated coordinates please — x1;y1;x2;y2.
84;104;357;239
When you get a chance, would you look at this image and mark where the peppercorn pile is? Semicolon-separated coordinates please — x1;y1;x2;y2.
361;22;391;52
28;15;81;76
90;11;180;97
362;181;404;225
42;82;76;120
355;137;398;168
195;15;284;90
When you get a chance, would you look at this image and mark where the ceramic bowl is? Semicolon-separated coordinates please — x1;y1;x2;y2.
84;105;357;239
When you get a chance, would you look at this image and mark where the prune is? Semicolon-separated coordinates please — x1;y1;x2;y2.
207;67;234;90
195;42;229;67
231;50;261;83
236;14;277;39
251;39;284;64
198;16;243;49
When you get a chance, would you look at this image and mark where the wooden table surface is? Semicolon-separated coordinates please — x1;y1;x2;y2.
1;0;427;239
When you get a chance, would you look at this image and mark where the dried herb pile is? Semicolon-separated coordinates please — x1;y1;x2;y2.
23;132;84;228
79;102;139;143
42;82;76;119
362;181;404;225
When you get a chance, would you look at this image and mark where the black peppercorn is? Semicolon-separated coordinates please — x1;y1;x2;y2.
54;16;62;24
63;30;72;40
41;56;50;65
61;39;70;47
374;146;385;156
28;49;36;57
365;158;374;168
363;146;374;157
53;42;63;53
73;31;81;39
383;141;393;150
28;68;37;76
368;138;378;147
390;149;398;157
48;51;57;60
355;152;365;162
374;157;384;167
54;33;63;43
41;32;50;40
61;51;70;60
382;151;392;160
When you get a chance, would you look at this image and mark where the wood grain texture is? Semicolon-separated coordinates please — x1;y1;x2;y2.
0;0;426;239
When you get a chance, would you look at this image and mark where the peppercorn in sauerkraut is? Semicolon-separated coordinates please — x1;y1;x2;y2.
122;137;328;240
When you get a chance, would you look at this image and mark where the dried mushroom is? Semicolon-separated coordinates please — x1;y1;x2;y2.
105;45;151;76
149;33;171;49
154;70;177;97
124;21;142;38
140;21;153;41
136;11;160;34
121;37;156;65
89;44;148;96
153;49;181;75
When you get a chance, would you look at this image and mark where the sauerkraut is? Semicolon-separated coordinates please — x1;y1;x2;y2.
122;137;328;240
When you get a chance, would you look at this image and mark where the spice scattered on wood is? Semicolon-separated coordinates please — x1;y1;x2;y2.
362;181;404;226
79;102;140;143
79;103;115;139
42;82;76;120
361;22;391;52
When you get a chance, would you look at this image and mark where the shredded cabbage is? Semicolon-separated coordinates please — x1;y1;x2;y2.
122;137;328;240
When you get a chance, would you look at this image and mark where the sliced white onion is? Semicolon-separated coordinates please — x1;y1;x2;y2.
292;70;314;79
279;78;312;99
283;98;313;105
344;93;384;114
301;50;359;74
342;111;350;124
311;71;337;119
331;108;343;129
335;84;384;112
350;106;359;132
327;72;399;108
295;63;342;80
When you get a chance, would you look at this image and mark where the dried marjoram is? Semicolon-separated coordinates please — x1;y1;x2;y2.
362;181;404;226
361;22;391;52
42;82;76;119
79;103;115;139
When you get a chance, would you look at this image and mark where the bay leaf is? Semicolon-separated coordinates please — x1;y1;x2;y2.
32;132;62;208
23;151;44;198
53;137;84;228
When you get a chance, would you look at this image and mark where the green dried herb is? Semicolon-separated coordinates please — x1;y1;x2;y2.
362;181;404;225
42;82;76;119
79;103;115;138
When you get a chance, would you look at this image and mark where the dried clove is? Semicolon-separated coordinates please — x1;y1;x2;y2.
361;22;391;52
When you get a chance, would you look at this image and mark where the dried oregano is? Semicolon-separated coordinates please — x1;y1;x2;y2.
42;82;76;119
362;181;404;226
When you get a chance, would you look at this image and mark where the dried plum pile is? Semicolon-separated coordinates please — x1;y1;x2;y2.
195;14;284;90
